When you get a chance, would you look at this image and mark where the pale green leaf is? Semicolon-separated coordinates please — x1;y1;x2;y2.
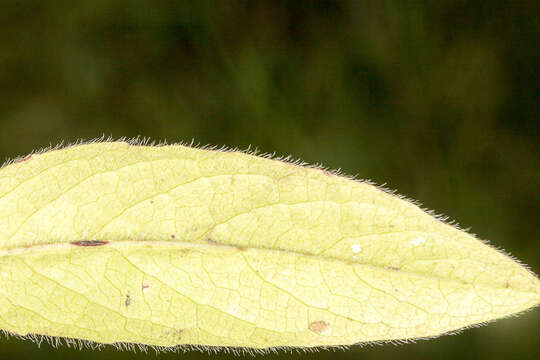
0;141;538;350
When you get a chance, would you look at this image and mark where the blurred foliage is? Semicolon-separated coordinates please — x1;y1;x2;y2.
0;0;538;359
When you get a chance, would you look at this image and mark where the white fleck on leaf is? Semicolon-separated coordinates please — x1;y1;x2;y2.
409;237;426;246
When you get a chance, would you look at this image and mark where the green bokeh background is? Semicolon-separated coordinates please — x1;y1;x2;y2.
0;1;538;359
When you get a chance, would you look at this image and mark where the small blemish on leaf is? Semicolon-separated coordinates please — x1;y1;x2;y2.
204;237;220;246
409;237;426;246
351;244;362;253
70;240;109;247
229;304;240;315
323;170;333;177
125;294;131;307
142;283;150;291
16;154;32;163
170;234;176;239
309;321;329;334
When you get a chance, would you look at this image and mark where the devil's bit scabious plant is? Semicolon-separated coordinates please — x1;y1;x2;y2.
0;139;538;353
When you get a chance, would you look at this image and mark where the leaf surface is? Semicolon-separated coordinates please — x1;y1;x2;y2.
0;141;538;349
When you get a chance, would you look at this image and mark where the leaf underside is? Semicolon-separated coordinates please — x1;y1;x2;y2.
0;140;538;350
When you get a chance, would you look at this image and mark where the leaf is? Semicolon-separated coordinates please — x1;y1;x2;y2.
0;140;538;351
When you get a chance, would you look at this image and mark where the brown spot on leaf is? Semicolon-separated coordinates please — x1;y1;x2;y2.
204;237;220;246
179;248;191;255
170;234;176;239
385;266;400;271
309;321;329;334
505;281;510;289
125;294;131;307
70;240;109;247
235;246;247;252
142;284;150;291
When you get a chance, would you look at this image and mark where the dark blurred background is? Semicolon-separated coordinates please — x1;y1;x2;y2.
0;1;538;359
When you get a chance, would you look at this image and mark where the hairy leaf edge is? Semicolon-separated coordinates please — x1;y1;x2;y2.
0;136;538;354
